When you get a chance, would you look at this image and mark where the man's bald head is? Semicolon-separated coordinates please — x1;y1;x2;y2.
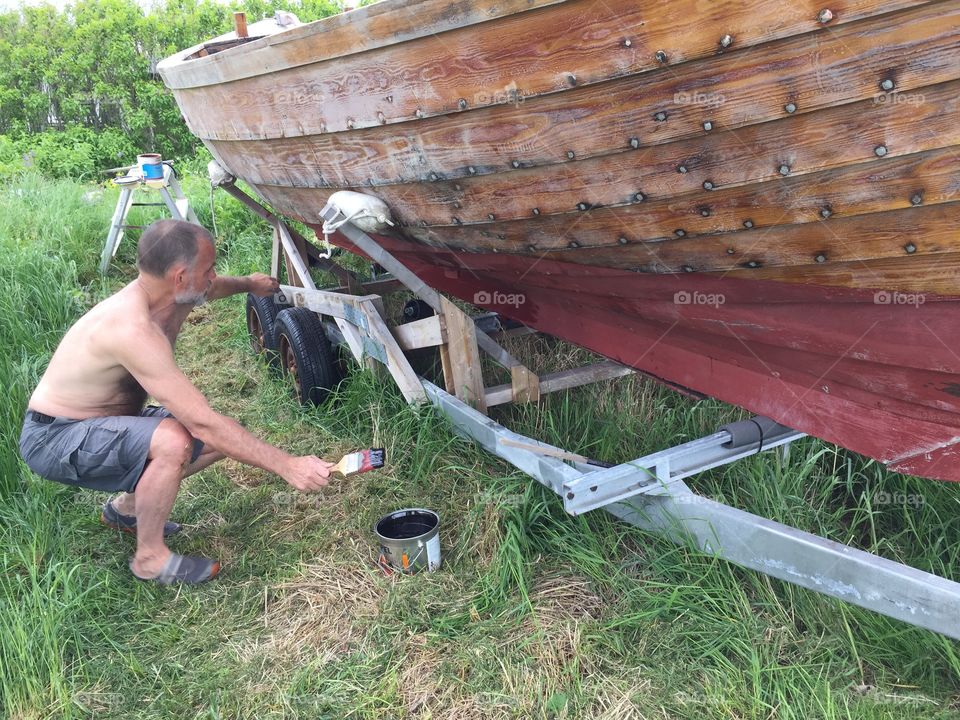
137;219;215;278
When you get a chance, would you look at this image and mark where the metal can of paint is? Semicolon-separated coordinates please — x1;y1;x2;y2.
137;153;164;180
373;508;441;573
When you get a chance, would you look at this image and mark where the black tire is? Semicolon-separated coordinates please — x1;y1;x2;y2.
401;298;435;324
275;307;341;406
246;293;281;362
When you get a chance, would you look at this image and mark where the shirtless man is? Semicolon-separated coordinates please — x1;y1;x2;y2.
19;219;334;584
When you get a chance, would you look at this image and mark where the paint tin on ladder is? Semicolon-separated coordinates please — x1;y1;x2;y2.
137;153;164;180
373;508;441;573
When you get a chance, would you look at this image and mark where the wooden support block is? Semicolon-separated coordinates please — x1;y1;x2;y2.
270;226;282;279
510;365;540;404
324;278;405;296
486;361;633;407
391;314;445;351
438;295;486;412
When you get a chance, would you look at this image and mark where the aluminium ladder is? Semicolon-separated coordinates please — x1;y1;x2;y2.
99;162;200;274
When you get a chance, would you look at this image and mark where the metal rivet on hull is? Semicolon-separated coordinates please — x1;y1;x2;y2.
743;219;754;228
904;243;917;254
779;164;791;175
511;160;521;168
567;74;577;86
910;193;923;206
630;137;640;149
623;39;633;48
654;111;668;122
633;192;646;202
703;180;715;190
677;164;688;174
655;50;668;63
719;34;733;48
487;213;495;220
815;253;827;263
875;145;888;157
532;208;541;215
458;98;467;109
566;150;576;159
618;236;628;245
820;207;832;218
700;207;711;217
569;240;580;248
880;78;895;91
468;166;477;174
577;202;590;211
784;102;797;114
675;229;687;237
818;8;834;23
703;120;713;131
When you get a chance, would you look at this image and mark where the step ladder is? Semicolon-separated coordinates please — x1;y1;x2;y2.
99;163;200;274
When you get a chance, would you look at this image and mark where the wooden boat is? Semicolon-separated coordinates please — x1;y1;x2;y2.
158;1;960;481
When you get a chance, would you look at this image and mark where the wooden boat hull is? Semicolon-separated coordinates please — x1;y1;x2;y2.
159;0;960;480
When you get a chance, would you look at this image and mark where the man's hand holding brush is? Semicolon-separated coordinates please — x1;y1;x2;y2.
282;455;336;492
281;448;386;493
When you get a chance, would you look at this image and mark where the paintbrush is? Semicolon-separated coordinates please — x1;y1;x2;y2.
331;448;386;476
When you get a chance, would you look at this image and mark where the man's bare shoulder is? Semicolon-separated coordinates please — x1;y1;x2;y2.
85;284;164;351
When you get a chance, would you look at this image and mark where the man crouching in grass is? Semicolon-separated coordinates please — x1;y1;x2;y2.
19;219;334;584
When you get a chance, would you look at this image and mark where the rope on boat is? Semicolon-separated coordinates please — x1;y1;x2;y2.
322;203;395;260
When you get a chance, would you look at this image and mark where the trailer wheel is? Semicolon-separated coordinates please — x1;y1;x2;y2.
246;293;284;362
275;307;341;405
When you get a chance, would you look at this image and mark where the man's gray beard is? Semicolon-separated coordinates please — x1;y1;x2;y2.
174;290;207;306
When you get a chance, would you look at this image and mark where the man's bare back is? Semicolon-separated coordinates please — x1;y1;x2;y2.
28;281;193;419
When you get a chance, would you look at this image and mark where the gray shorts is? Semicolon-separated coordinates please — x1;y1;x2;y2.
19;406;204;493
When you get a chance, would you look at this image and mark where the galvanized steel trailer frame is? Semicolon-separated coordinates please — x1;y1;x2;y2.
261;192;960;641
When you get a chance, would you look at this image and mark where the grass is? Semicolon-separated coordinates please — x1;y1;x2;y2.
1;170;959;718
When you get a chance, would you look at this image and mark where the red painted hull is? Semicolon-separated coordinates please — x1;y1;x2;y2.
325;229;960;482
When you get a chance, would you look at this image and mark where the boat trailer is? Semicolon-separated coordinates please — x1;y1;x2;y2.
227;184;960;641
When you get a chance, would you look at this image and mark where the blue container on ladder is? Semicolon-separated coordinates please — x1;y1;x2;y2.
137;153;164;180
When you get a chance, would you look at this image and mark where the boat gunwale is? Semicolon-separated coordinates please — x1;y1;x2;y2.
157;0;566;88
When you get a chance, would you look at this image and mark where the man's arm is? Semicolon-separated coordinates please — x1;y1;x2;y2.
207;272;279;301
113;322;331;491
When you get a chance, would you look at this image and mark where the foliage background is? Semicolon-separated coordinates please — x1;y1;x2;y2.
0;0;340;179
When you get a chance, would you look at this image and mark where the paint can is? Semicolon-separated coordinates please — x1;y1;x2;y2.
137;153;164;180
373;508;441;573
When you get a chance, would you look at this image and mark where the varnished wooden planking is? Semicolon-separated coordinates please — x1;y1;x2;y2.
503;202;960;272
159;0;564;89
248;88;960;229
327;201;960;293
394;179;959;258
206;1;960;187
721;252;960;294
169;0;932;139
